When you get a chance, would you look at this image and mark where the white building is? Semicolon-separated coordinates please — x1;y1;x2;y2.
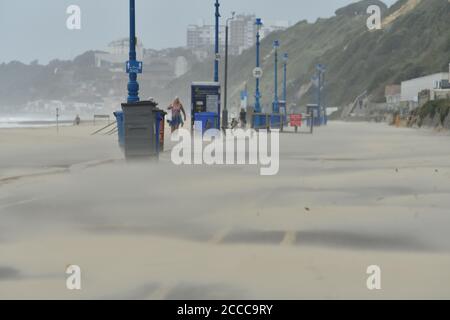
187;15;290;56
401;72;449;102
229;14;257;56
95;38;145;69
187;24;226;49
385;85;401;108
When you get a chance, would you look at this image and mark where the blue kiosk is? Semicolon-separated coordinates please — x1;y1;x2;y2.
306;104;324;127
279;100;287;124
191;82;221;134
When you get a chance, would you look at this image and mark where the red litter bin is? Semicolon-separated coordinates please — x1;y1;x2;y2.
290;114;302;132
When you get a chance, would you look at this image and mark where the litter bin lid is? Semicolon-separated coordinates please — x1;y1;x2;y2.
192;81;220;87
121;100;166;115
121;100;158;108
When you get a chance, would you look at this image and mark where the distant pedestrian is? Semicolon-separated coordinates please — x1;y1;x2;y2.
168;97;187;133
74;115;81;126
239;108;247;128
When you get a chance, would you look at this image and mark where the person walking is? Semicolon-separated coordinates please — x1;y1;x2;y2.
239;108;247;128
168;97;187;133
74;115;81;126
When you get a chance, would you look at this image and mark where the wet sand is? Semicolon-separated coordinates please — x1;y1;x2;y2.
1;121;450;299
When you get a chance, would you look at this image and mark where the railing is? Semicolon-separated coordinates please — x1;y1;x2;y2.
252;113;285;131
91;121;117;136
250;112;315;134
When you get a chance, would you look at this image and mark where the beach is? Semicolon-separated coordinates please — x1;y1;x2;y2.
1;121;450;299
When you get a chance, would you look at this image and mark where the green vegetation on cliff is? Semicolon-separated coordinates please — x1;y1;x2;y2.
411;99;450;128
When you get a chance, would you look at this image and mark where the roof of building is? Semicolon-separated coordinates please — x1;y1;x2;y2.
401;72;449;85
385;85;401;96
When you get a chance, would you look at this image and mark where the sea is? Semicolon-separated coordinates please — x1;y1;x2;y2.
0;116;74;129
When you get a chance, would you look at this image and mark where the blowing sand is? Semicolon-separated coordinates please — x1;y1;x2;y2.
0;121;450;299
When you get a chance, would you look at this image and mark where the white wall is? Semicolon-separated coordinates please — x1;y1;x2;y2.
401;73;449;102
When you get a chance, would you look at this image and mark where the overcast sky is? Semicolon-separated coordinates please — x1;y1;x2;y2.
0;0;397;64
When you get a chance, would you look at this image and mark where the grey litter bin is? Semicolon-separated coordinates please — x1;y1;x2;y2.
121;100;166;160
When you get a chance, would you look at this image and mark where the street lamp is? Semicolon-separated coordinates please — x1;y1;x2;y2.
127;0;140;103
254;18;263;114
273;40;280;114
56;107;60;134
282;53;288;119
315;63;326;125
283;53;288;103
223;11;236;130
214;0;221;83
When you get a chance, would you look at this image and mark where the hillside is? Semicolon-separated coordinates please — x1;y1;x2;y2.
321;0;450;107
0;47;199;111
165;0;450;116
164;0;387;111
0;52;108;106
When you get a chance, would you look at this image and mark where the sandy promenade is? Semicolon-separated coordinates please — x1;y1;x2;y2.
1;121;450;299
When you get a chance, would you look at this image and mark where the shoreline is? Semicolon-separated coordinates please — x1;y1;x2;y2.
0;120;74;129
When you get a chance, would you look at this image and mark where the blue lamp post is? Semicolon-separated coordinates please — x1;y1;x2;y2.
282;53;288;121
321;69;327;125
214;0;221;83
316;63;326;124
273;40;280;114
254;18;263;114
126;0;141;103
223;11;236;130
283;53;288;103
